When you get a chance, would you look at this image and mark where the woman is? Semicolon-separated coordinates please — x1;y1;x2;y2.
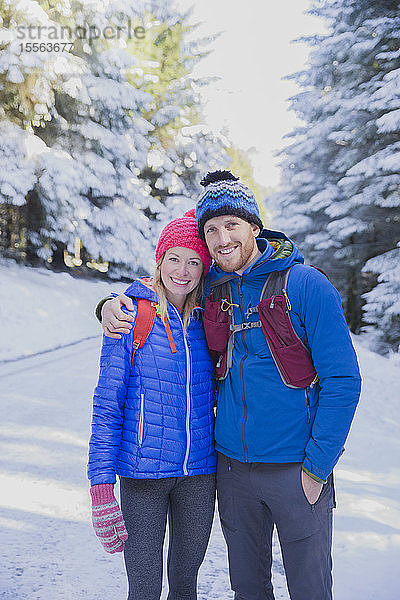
87;210;216;600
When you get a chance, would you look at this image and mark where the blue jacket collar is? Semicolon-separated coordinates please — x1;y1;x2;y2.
124;278;158;302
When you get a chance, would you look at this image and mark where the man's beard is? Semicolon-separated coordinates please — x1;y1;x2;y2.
213;237;256;273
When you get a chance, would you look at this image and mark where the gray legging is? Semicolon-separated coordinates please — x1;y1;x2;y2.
120;474;216;600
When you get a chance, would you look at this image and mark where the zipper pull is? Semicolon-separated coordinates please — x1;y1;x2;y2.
282;288;292;311
270;295;275;309
221;298;238;312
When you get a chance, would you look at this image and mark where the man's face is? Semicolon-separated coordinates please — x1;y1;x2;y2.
204;215;260;274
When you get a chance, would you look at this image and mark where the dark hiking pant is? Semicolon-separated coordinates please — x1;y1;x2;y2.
120;474;216;600
217;454;336;600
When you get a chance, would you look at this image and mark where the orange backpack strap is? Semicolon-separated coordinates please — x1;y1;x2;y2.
162;316;177;354
130;299;157;369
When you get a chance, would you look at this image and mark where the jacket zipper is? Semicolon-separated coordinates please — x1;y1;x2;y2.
138;393;145;445
238;278;249;462
305;388;311;423
171;304;191;476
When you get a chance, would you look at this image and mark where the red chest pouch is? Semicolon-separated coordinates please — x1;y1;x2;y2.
203;268;319;388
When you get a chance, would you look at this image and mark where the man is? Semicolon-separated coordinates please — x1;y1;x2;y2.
98;170;362;600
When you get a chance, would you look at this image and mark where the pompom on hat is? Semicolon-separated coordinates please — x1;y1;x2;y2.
195;170;263;240
155;209;212;275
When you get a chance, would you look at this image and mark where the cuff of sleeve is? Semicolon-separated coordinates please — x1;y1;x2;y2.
90;483;115;505
301;465;327;485
95;294;117;323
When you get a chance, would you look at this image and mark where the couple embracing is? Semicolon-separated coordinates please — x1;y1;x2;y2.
88;170;361;600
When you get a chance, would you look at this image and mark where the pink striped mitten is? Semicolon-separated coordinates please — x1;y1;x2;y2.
90;484;128;553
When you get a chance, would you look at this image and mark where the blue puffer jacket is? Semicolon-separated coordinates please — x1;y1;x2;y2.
88;279;216;485
206;230;362;482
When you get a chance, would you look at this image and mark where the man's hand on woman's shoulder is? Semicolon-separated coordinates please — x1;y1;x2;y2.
101;294;135;339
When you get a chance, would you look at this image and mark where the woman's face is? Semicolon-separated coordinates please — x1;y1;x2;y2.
160;247;203;309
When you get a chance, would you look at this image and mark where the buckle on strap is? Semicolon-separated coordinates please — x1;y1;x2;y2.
245;306;259;318
230;321;262;332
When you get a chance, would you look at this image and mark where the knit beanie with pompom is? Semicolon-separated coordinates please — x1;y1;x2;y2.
155;209;212;275
195;170;263;241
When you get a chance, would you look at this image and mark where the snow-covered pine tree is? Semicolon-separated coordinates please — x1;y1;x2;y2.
272;0;400;345
362;245;400;353
0;0;162;275
1;0;228;277
0;121;37;258
0;0;72;261
30;0;174;279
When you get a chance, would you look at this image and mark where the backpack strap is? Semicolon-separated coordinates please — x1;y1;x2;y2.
257;266;320;388
162;315;177;355
130;298;178;369
260;268;292;302
206;279;237;379
243;268;292;318
130;299;157;369
210;279;233;303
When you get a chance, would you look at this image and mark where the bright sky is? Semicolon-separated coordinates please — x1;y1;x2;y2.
175;1;325;188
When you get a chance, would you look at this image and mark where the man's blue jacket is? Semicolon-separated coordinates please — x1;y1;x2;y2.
205;230;362;482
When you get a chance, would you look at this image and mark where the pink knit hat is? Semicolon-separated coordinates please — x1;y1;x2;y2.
155;209;212;275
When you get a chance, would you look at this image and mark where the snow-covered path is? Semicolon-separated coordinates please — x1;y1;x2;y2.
331;342;400;599
0;340;127;600
1;331;399;598
0;338;289;599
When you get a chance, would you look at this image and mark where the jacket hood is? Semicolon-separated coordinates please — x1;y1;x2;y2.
124;278;158;302
208;229;304;287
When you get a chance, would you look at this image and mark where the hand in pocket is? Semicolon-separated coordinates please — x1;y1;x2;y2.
301;470;323;505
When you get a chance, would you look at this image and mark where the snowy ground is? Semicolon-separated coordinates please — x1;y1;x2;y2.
0;259;126;362
1;261;399;599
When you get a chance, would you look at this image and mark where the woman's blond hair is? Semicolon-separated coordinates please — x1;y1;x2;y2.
152;255;204;334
